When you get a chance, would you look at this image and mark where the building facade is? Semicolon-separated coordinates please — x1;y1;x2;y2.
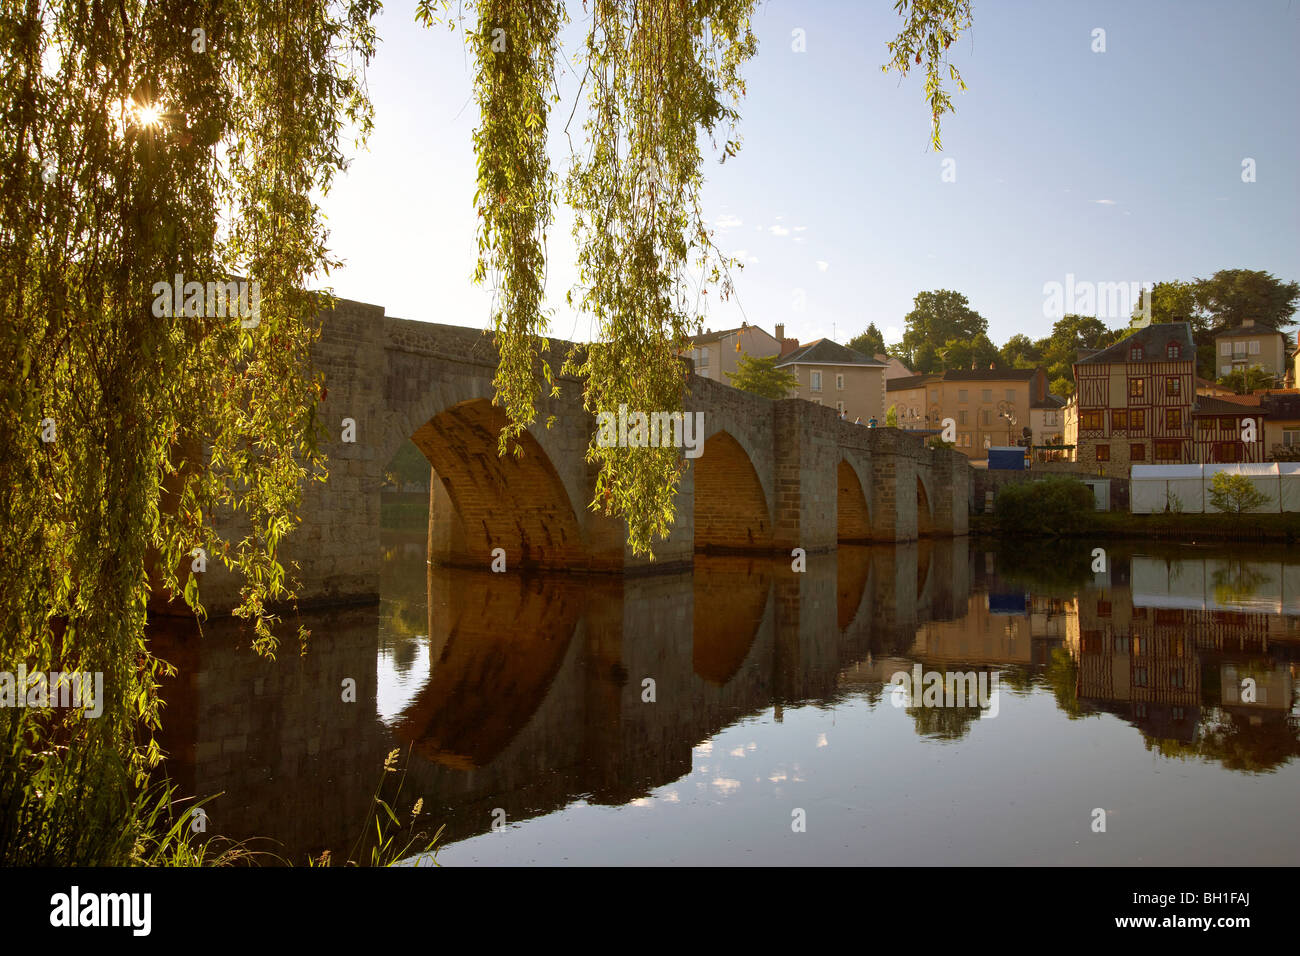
776;339;886;423
885;367;1049;458
1190;396;1268;464
685;322;785;384
1213;319;1288;383
1065;322;1196;477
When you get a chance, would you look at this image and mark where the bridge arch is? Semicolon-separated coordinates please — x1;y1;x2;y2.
692;429;774;552
837;458;872;542
408;398;587;570
916;471;936;537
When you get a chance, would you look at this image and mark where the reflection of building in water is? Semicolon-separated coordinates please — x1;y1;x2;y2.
1064;555;1300;744
911;592;1032;666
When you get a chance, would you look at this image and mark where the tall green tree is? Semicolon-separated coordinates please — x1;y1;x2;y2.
897;290;988;373
417;0;976;556
726;354;798;399
1195;269;1299;333
848;322;886;359
939;332;999;371
999;333;1042;369
1;0;379;863
1036;314;1119;397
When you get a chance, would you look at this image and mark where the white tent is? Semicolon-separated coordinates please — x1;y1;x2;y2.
1204;462;1279;513
1280;462;1300;513
1131;464;1203;514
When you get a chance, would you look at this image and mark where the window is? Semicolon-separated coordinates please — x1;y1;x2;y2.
1197;417;1214;433
1233;342;1247;357
1165;408;1182;430
1220;341;1231;356
836;401;845;414
1130;443;1146;461
1213;441;1241;462
929;388;940;402
1097;600;1112;617
958;409;968;425
1249;340;1261;355
1130;347;1144;361
961;433;971;448
1096;444;1110;461
810;370;822;391
1154;439;1181;461
836;373;845;390
1165;376;1180;397
958;389;968;402
1220;364;1232;376
1006;389;1016;403
982;409;992;425
1128;378;1145;399
1080;410;1104;430
1129;409;1145;431
1134;667;1148;687
698;347;710;368
1171;668;1185;689
1284;428;1300;447
1167;343;1181;359
1218;416;1235;431
1111;409;1128;430
981;389;992;403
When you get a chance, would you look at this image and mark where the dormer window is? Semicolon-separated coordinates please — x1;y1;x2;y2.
1129;346;1143;362
1167;342;1180;360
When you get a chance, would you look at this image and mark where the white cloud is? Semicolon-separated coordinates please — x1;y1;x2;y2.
816;260;829;272
793;237;805;244
1091;199;1116;205
769;225;790;237
884;325;902;343
731;249;748;259
816;733;828;748
712;777;742;795
794;225;807;232
715;213;743;232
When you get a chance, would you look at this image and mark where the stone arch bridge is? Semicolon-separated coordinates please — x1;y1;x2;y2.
198;299;971;611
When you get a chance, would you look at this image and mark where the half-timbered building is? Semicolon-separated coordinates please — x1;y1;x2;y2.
1191;395;1268;463
1065;322;1196;477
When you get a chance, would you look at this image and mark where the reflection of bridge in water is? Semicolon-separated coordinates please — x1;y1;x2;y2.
150;540;1300;860
151;537;970;861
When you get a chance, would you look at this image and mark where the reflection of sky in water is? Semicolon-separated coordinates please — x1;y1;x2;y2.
376;634;431;726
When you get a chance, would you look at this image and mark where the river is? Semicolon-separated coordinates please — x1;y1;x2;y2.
149;513;1300;865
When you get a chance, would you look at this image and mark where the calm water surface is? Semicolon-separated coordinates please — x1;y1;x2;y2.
152;516;1300;866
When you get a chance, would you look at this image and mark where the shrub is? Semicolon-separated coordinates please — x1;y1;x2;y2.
1207;471;1270;515
993;476;1094;536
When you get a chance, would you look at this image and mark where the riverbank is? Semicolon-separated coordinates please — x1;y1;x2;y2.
970;510;1300;542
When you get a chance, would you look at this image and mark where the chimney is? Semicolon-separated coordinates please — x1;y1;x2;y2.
775;323;785;342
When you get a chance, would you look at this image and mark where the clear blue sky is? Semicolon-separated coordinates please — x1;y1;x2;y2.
321;0;1300;350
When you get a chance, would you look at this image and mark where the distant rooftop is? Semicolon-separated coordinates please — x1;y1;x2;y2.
1076;322;1195;365
776;338;884;367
